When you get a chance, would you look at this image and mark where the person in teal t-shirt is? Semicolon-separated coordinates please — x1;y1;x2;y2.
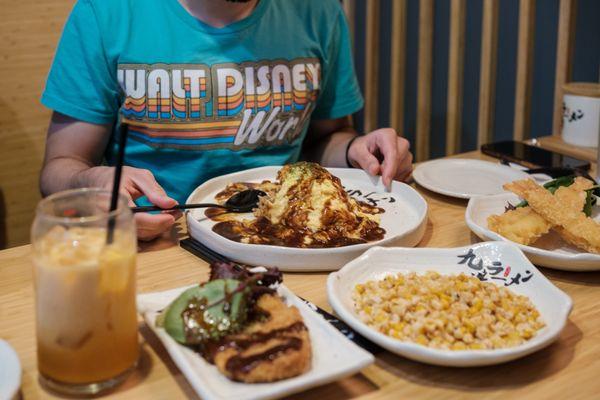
40;0;413;241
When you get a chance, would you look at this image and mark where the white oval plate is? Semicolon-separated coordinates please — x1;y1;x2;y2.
413;159;530;199
327;242;572;367
466;192;600;271
186;166;428;271
138;285;374;400
0;339;21;400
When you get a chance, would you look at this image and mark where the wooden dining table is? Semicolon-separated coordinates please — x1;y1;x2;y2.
1;147;599;400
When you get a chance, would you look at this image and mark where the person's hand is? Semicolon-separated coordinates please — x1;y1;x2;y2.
76;166;181;241
346;128;413;187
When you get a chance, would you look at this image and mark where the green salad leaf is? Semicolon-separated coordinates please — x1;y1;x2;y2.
158;279;249;344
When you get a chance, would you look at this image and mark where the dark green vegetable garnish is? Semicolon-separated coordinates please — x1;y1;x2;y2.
159;279;249;344
156;263;283;347
583;187;599;217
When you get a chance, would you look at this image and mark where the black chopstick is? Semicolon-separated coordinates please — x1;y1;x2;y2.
180;237;229;264
500;159;598;182
131;203;226;213
107;123;128;244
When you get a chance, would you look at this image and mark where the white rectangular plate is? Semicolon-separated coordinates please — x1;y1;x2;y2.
138;285;374;400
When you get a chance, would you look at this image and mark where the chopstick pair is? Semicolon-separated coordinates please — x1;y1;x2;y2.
499;159;598;182
180;237;229;265
178;237;383;355
131;203;217;213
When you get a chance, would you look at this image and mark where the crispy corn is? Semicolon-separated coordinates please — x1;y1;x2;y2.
352;272;545;350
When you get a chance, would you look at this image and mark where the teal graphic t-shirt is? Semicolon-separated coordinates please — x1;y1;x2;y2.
41;0;363;203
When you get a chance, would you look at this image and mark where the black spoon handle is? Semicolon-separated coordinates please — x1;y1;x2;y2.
131;203;227;213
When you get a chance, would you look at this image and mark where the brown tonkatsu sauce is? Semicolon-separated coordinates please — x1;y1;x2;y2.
225;338;304;379
201;321;307;362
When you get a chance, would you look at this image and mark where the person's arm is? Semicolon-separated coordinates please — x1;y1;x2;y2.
40;112;180;241
41;113;111;195
304;116;413;187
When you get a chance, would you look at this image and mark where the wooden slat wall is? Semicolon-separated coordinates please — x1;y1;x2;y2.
552;0;577;135
477;0;499;147
416;0;434;162
389;0;407;137
363;1;380;134
513;0;536;141
445;0;467;155
0;0;75;248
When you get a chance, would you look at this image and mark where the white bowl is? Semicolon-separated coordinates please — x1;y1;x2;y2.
138;285;374;400
327;242;572;367
466;192;600;271
186;166;428;271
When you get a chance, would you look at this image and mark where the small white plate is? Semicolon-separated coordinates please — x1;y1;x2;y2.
327;242;572;367
0;339;21;400
186;166;428;271
138;285;374;400
413;159;530;199
466;192;600;271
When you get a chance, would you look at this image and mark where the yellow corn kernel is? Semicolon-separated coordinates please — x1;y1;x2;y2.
374;313;387;323
391;322;405;331
416;335;428;345
452;341;467;350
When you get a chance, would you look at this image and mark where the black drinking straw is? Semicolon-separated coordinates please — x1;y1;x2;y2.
106;122;129;244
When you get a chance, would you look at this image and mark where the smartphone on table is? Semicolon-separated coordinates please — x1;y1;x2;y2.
481;140;591;171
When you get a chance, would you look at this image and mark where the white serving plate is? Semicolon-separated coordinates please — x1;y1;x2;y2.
186;166;428;271
138;285;374;400
466;192;600;271
327;242;572;367
413;159;530;199
0;339;21;400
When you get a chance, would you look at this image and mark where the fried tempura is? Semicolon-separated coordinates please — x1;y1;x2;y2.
569;177;596;192
503;179;600;254
487;207;552;245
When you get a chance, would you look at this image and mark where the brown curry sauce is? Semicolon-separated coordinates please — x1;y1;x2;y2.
205;167;386;248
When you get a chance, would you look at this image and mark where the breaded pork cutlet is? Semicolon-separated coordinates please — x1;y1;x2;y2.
208;294;312;383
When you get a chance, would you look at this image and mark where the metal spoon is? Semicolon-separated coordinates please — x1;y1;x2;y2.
130;189;266;213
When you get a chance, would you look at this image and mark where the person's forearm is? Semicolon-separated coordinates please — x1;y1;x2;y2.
40;113;113;197
306;127;358;167
39;157;98;196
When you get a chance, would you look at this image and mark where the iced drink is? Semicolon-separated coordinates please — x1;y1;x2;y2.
32;189;138;395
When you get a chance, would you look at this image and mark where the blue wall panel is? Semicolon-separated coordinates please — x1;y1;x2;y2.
350;0;600;158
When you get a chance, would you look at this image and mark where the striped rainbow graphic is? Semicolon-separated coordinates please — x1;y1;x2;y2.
123;96;147;118
305;68;318;102
217;76;244;117
123;118;240;148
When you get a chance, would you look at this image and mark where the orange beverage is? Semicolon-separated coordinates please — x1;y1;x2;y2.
32;189;138;395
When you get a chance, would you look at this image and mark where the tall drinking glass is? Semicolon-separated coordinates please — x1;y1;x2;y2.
32;188;138;395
